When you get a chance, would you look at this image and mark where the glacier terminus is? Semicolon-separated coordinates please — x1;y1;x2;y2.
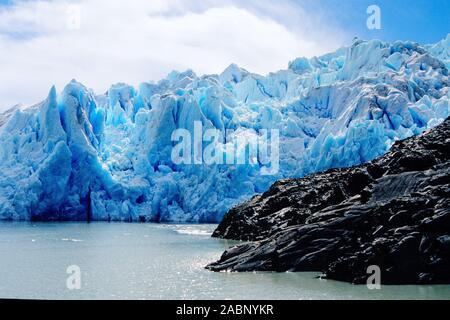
0;35;449;223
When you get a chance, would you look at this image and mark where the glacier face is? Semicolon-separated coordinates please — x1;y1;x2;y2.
0;36;449;222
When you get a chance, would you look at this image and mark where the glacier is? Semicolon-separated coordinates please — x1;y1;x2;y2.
0;36;449;222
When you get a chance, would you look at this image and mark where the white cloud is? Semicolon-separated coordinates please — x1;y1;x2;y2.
0;0;348;109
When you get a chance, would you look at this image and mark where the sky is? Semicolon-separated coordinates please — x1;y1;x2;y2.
0;0;449;109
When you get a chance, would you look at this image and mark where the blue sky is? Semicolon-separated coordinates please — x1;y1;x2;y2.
233;0;450;44
0;0;448;108
0;0;448;43
297;0;450;44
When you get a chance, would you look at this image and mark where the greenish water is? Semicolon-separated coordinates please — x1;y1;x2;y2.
0;222;449;300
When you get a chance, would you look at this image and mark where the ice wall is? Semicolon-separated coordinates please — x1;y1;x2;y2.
0;36;449;222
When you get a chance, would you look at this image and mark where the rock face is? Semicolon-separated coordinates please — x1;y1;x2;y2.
208;117;450;285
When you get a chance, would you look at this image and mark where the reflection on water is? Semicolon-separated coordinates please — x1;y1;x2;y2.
0;222;449;300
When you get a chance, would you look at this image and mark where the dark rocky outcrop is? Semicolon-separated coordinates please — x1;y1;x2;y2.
207;118;450;284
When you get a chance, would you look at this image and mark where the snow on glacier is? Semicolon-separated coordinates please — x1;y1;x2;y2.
0;36;449;222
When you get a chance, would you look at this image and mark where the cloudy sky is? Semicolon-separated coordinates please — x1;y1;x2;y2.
0;0;449;109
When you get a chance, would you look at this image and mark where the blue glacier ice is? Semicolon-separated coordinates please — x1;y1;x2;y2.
0;36;449;222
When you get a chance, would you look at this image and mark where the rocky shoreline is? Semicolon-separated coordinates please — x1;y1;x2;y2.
207;118;450;284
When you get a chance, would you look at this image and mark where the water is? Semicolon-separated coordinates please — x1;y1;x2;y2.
0;222;449;300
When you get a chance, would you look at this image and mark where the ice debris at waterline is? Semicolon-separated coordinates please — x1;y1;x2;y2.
1;36;450;222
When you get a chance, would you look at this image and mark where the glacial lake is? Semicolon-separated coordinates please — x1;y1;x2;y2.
0;222;449;300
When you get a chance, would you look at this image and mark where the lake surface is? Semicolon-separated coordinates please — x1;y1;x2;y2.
0;222;449;300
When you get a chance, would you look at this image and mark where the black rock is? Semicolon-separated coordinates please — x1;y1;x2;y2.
207;118;450;284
